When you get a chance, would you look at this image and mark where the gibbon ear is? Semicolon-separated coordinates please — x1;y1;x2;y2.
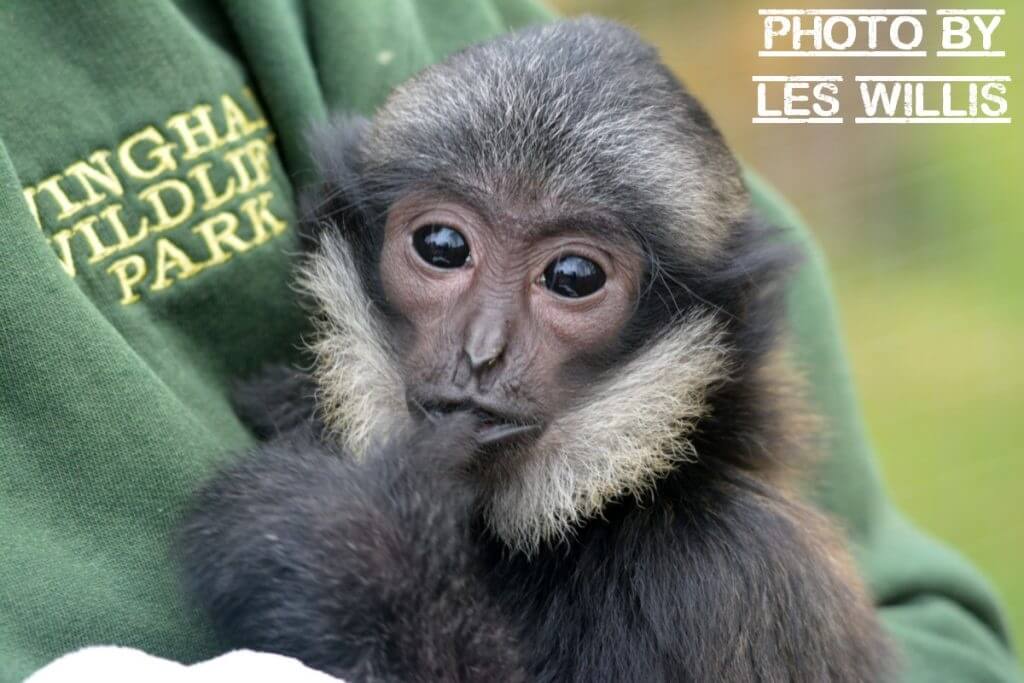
714;210;804;356
296;115;374;252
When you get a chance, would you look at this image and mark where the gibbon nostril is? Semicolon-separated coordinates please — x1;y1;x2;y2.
463;314;509;374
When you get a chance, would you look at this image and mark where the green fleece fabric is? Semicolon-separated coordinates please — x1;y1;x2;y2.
0;2;1018;681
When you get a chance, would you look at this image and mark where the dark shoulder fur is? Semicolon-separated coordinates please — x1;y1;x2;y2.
179;417;526;682
231;365;323;439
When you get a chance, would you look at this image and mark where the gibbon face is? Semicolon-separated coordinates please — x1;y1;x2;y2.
301;19;754;551
379;191;645;449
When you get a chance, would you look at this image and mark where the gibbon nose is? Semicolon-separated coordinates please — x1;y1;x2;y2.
463;311;509;374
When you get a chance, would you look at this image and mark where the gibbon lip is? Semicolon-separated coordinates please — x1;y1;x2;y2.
416;398;541;446
476;421;542;446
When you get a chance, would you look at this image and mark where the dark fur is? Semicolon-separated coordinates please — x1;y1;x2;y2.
231;365;322;439
181;418;526;681
180;18;894;682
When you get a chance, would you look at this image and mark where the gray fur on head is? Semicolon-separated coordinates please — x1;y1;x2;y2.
365;17;748;261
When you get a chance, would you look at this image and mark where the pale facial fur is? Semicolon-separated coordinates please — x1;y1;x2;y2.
481;313;730;551
298;230;412;456
300;230;730;553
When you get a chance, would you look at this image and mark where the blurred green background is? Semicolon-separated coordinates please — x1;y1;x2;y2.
554;0;1023;650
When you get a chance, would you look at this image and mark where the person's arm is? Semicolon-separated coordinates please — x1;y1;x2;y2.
748;172;1022;682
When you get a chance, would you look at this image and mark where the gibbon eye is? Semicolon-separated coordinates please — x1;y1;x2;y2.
412;224;470;268
542;255;606;298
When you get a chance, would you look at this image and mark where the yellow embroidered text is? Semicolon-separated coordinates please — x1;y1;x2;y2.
22;89;292;305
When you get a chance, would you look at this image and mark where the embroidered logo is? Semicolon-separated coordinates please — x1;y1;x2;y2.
22;88;291;304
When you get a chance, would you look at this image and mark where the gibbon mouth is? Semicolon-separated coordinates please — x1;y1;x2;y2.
417;399;542;447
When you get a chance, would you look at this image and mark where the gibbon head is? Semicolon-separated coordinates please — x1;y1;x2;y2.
299;18;792;552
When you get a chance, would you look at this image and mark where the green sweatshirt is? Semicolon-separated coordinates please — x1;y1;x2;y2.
0;2;1018;681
